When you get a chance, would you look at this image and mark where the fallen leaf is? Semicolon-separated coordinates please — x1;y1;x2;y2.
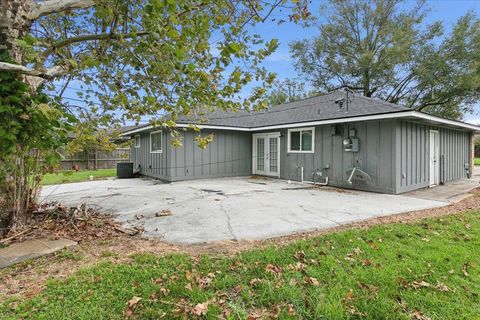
362;259;372;266
304;276;319;286
288;262;306;272
462;264;469;277
124;296;142;318
160;287;169;296
185;283;193;291
149;292;158;301
410;310;431;320
222;308;231;318
287;304;296;315
410;280;431;289
192;303;208;316
127;296;142;308
293;251;306;260
434;283;449;292
250;278;262;287
156;209;172;217
265;264;282;275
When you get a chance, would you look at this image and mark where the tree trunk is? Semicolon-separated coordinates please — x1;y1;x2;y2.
0;0;35;233
0;0;33;64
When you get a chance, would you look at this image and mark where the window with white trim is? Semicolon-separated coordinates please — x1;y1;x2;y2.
288;127;314;153
134;135;140;148
150;131;162;153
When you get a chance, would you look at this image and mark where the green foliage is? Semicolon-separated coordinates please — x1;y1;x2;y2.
290;0;480;119
0;51;73;227
0;51;71;180
23;1;309;145
2;211;480;319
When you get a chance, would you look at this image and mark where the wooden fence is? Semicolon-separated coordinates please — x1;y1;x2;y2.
60;148;131;170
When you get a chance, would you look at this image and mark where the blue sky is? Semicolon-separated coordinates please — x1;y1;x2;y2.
56;0;480;124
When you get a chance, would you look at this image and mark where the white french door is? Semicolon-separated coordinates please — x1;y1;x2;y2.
252;133;280;177
429;130;440;186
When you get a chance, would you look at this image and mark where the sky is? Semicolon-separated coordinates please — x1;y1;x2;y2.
55;0;480;125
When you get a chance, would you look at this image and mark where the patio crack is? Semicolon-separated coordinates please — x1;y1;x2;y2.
220;198;238;241
299;205;341;226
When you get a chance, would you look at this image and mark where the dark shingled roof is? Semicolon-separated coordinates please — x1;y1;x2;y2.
177;91;409;128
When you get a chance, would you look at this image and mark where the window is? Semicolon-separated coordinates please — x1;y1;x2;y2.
150;131;162;153
134;135;140;148
288;127;314;153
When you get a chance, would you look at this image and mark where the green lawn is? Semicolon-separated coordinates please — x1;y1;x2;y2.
475;158;480;166
40;169;116;185
2;212;479;319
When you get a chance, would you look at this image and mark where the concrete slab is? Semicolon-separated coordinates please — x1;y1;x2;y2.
40;177;447;245
0;238;77;268
405;177;480;203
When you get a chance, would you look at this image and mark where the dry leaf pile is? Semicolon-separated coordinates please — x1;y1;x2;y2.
1;202;142;245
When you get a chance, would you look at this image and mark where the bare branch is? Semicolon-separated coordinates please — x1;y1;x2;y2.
0;61;66;79
43;31;149;57
28;0;95;20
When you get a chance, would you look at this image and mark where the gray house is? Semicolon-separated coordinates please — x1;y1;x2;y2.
123;91;479;194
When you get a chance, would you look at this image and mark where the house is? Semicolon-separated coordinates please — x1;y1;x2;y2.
122;91;480;194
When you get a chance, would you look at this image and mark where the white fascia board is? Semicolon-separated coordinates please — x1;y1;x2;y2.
175;123;250;131
121;123;250;136
121;110;480;136
249;111;415;131
410;111;480;132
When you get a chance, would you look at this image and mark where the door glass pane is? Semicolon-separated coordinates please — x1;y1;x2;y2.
256;138;264;171
290;131;301;151
269;137;278;173
301;130;312;151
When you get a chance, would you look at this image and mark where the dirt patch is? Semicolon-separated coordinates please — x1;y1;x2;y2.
2;188;480;300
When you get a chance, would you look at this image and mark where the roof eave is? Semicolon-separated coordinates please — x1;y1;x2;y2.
120;110;480;136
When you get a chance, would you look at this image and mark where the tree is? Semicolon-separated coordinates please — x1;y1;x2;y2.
290;0;480;119
266;78;315;105
0;0;310;230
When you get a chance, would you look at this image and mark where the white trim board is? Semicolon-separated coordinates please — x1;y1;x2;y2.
287;127;315;153
149;130;163;154
121;110;480;136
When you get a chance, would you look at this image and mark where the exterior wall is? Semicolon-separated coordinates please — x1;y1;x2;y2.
130;130;171;180
129;119;472;193
394;120;472;193
260;119;397;193
131;129;252;181
168;129;252;181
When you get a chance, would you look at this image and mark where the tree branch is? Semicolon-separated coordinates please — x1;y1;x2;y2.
0;62;66;79
43;31;149;57
28;0;95;20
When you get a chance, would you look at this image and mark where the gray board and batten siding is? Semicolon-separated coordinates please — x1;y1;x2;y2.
259;119;397;194
130;119;472;194
131;129;252;182
259;119;472;194
395;120;472;193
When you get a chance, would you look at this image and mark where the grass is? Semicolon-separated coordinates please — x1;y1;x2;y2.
1;212;480;319
474;158;480;166
40;169;116;185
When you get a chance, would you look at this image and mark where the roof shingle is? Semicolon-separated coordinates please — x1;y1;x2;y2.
178;91;409;128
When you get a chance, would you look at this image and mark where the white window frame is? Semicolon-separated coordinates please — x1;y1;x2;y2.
134;135;140;148
150;130;163;154
287;127;315;153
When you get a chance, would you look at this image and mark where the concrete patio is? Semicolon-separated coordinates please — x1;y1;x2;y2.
39;177;453;244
